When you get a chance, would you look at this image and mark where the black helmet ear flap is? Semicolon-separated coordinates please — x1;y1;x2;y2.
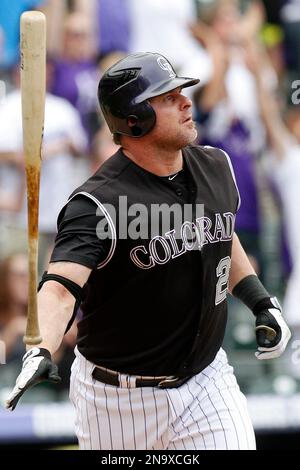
131;126;143;137
127;115;142;137
123;102;156;137
127;115;138;127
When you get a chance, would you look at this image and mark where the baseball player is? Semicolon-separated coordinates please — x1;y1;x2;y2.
6;52;291;450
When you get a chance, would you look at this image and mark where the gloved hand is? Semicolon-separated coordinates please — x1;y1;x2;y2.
6;347;61;411
255;297;291;360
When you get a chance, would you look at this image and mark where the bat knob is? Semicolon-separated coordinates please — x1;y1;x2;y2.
255;326;277;346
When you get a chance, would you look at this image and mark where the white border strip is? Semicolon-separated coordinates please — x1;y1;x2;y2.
221;149;241;211
205;146;241;211
68;191;117;269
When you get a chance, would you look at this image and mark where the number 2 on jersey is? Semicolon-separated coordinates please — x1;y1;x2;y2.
215;256;231;305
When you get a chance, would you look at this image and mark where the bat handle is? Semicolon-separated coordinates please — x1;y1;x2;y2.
255;325;277;346
23;238;42;345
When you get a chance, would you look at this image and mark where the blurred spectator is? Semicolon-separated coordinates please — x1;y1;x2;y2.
73;0;131;56
193;0;269;273
0;252;78;395
0;253;28;362
0;0;46;72
0;0;75;100
42;0;69;58
50;12;99;143
250;38;300;378
280;0;300;91
260;23;285;85
97;0;131;56
91;123;119;172
0;63;88;267
127;0;213;89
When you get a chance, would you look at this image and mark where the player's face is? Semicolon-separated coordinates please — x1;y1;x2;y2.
148;88;197;149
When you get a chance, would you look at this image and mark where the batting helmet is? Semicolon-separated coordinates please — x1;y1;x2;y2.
98;52;200;138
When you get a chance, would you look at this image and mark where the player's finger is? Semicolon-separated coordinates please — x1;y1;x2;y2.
255;349;281;360
6;387;23;411
48;371;62;383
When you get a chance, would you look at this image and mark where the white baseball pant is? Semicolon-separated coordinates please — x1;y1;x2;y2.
69;347;256;450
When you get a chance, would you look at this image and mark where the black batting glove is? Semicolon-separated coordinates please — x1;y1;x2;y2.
6;347;61;411
254;297;291;360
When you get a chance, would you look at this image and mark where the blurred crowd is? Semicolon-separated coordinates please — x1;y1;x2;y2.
1;0;300;402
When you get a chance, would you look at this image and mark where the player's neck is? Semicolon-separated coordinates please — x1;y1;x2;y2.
122;146;183;177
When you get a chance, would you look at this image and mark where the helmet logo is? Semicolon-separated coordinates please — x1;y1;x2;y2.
157;56;176;79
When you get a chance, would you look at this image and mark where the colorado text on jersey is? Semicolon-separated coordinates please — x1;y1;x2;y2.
130;211;235;269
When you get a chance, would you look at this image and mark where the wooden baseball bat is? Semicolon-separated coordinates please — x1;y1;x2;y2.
20;11;46;345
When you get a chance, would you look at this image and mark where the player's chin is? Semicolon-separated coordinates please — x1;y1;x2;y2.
180;125;198;146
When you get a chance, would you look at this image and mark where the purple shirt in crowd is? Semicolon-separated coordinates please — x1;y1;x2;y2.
98;0;130;54
51;59;97;108
201;119;260;234
50;59;99;141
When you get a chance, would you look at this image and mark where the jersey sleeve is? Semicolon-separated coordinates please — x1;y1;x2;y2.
50;195;112;269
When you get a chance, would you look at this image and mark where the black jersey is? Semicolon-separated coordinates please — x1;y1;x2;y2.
51;145;240;376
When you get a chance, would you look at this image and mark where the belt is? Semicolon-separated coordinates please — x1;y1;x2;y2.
92;365;191;389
